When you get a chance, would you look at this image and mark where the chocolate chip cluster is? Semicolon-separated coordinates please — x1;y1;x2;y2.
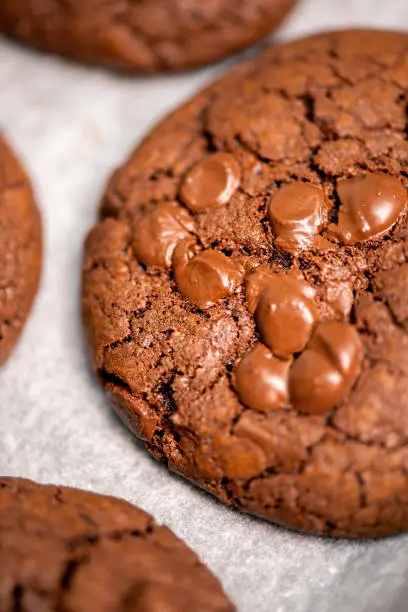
269;173;406;254
235;268;363;415
130;150;407;416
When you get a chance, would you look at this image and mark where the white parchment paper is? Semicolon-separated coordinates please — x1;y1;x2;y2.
1;1;408;610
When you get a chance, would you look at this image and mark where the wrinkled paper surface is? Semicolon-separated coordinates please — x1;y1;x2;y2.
1;1;408;609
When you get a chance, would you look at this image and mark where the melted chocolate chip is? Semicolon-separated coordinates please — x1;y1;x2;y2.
180;152;241;212
327;173;407;245
254;274;318;358
172;239;243;309
132;201;195;268
245;266;279;315
289;321;363;414
235;343;291;413
268;182;331;254
245;266;316;315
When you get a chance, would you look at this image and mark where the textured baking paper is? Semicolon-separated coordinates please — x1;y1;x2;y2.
1;1;408;610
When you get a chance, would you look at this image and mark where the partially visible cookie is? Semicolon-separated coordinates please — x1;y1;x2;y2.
0;135;42;365
0;0;297;73
0;477;234;612
83;29;408;538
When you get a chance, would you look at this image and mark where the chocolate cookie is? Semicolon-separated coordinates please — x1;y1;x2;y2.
0;477;234;611
0;135;42;365
83;29;408;538
0;0;297;74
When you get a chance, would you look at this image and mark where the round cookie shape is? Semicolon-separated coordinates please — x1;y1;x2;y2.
0;0;298;73
84;30;408;538
0;477;234;612
0;134;42;365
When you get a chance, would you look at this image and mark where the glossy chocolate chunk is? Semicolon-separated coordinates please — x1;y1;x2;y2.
268;182;331;254
132;201;195;268
172;239;243;309
289;321;363;414
254;275;318;358
327;173;406;244
180;152;241;212
235;343;291;412
245;267;316;315
245;266;280;315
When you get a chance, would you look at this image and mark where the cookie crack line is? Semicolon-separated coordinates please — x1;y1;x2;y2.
84;29;408;538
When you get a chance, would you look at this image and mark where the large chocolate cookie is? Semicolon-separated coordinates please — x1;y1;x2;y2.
0;477;234;611
83;30;408;538
0;135;42;365
0;0;297;73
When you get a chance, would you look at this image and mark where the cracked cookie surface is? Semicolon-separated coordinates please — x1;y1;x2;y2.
83;29;408;538
0;0;297;73
0;477;234;611
0;135;42;365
